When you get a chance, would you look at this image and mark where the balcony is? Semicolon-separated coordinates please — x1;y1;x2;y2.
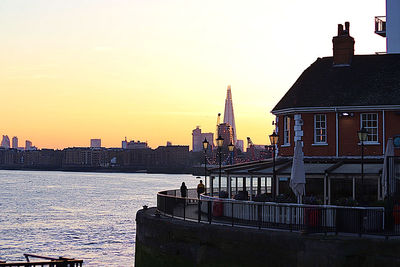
375;16;386;37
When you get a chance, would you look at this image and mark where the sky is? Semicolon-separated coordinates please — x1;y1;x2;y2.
0;0;386;149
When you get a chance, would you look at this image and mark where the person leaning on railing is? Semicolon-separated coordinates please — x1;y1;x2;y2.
197;180;205;198
180;182;187;198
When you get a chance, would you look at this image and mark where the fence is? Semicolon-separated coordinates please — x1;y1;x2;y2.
157;189;388;236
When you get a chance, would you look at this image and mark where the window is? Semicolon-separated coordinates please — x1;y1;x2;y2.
361;113;378;142
283;116;290;145
314;114;327;143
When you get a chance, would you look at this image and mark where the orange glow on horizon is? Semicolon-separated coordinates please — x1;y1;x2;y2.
0;0;385;149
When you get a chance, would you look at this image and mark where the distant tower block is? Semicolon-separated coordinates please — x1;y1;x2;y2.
223;85;237;143
90;139;101;148
12;136;18;149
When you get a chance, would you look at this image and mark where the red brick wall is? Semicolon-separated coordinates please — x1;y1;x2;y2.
276;110;400;157
301;113;336;157
338;112;382;156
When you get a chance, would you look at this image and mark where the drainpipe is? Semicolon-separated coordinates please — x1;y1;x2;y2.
335;108;339;157
383;110;385;155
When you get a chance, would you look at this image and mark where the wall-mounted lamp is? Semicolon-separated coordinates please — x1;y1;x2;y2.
339;112;354;117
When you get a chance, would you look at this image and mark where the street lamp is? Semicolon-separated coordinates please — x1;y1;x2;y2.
216;135;224;196
228;142;234;165
358;127;368;203
202;138;209;194
269;131;278;201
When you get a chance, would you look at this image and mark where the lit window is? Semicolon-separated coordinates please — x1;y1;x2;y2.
361;113;378;142
314;114;327;143
283;116;290;145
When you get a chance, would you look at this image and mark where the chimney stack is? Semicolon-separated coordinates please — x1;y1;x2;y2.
332;21;355;66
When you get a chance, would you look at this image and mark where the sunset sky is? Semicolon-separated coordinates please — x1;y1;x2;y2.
0;0;386;149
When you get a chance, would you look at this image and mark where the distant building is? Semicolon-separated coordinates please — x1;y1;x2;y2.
192;126;214;152
126;140;148;149
90;139;101;148
12;136;18;149
154;145;190;172
223;85;237;143
1;135;10;148
218;123;234;148
236;139;244;152
122;137;128;149
25;140;32;150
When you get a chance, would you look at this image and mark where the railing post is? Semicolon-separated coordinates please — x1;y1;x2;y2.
164;195;166;215
334;207;337;235
358;209;362;237
289;206;292;232
208;201;212;224
171;197;174;218
183;199;186;221
198;200;201;223
231;201;234;227
257;203;262;229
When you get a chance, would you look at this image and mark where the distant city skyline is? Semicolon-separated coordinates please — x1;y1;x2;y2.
0;1;386;149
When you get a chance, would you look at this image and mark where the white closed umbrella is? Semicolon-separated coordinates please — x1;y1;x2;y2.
382;138;394;198
290;140;306;203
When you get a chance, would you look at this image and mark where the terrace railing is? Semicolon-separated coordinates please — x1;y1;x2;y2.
157;189;389;236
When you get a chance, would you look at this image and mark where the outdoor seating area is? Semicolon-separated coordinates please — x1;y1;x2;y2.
157;188;400;236
156;153;400;236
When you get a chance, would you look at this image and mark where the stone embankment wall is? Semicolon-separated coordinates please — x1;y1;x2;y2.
135;208;400;267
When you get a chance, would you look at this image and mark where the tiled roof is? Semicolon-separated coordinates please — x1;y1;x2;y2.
272;54;400;112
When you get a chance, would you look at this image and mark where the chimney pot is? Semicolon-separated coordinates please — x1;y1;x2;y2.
345;21;350;34
338;24;344;35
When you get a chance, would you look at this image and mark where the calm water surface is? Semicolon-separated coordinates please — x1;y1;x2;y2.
0;170;198;266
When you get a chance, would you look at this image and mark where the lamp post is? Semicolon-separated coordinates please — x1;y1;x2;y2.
216;135;224;196
228;142;234;165
357;127;368;203
269;131;278;201
202;138;209;194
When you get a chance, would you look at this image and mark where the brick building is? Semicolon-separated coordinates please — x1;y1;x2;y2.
208;22;400;204
272;23;400;158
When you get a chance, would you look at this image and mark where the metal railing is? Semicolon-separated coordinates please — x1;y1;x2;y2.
375;16;386;37
157;189;389;236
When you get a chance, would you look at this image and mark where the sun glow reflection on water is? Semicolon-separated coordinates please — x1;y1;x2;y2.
0;170;198;266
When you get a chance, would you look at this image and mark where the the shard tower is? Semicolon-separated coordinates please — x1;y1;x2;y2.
223;85;237;143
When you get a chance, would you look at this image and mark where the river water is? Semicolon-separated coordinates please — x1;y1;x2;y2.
0;170;198;266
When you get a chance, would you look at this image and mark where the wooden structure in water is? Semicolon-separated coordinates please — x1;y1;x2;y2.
0;254;83;267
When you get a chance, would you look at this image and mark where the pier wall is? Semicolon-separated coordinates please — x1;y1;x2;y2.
135;208;400;267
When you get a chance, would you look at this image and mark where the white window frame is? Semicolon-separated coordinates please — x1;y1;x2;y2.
314;114;327;144
360;113;379;143
283;116;290;145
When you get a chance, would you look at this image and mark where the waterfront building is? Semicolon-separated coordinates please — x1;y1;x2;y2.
126;140;148;149
25;140;32;150
122;137;127;149
208;22;400;204
192;126;214;152
154;145;190;172
90;139;101;148
1;135;10;148
272;22;400;158
12;136;18;149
